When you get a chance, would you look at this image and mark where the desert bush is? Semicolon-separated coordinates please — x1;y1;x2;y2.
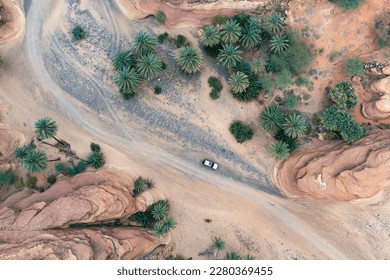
154;86;162;94
47;175;57;184
71;25;85;40
14;176;25;190
335;0;366;10
344;57;364;76
322;106;366;143
229;121;254;143
213;15;229;25
376;38;388;49
296;76;309;87
0;170;15;187
208;77;223;92
259;73;274;92
157;32;169;44
26;175;37;189
202;43;222;58
276;69;292;90
330;82;358;111
155;11;165;24
283;93;299;109
176;34;187;48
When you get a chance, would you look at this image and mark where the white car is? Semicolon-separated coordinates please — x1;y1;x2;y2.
203;159;219;170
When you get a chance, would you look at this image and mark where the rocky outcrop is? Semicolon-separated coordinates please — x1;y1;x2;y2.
273;130;390;201
362;74;390;121
115;0;271;26
0;0;25;44
0;169;169;259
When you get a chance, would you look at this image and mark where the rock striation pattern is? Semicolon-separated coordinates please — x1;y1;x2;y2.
115;0;272;26
0;169;169;259
362;71;390;121
274;130;390;201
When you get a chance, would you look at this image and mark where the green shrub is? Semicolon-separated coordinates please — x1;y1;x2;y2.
90;143;101;153
344;57;364;76
0;170;15;187
284;93;299;110
276;69;292;89
259;73;274;92
155;11;165;24
210;88;220;100
322;106;366;143
47;175;57;184
208;77;223;92
229;121;254;143
154;86;162;95
71;25;85;40
274;130;298;152
73;161;87;174
157;32;169;44
336;0;365;10
330;82;358;111
26;175;37;188
202;43;222;58
14;176;25;190
176;35;187;48
213;15;229;25
376;38;388;49
296;76;309;87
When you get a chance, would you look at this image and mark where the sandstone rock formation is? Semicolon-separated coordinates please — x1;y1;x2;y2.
0;169;169;259
115;0;271;26
273;129;390;201
362;74;390;121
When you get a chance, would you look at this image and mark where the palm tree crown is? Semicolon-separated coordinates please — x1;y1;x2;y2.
212;237;225;254
23;150;48;173
162;216;177;232
239;23;261;48
228;71;250;94
200;25;220;47
225;252;242;260
35;118;58;140
14;144;34;162
282;113;308;138
87;152;105;169
136;53;163;80
112;51;135;71
219;19;242;44
250;58;266;75
269;140;290;161
264;13;284;33
133;31;157;55
270;34;289;53
177;45;203;74
115;67;141;94
259;104;285;133
217;44;243;68
150;200;169;221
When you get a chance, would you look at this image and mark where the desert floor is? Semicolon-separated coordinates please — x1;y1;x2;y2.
0;0;389;259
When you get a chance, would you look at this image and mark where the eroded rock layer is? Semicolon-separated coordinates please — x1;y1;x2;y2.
362;74;390;121
274;130;390;201
116;0;271;26
0;169;168;259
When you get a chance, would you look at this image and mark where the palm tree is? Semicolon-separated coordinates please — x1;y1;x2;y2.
264;13;284;33
14;144;34;162
225;252;242;260
259;104;285;133
112;51;135;71
242;254;255;260
87;152;105;169
162;217;177;232
23;150;47;173
150;200;169;221
250;58;266;75
177;45;203;74
248;17;261;29
115;67;141;94
134;211;152;227
153;222;166;238
136;53;163;80
217;44;243;68
212;237;225;257
35;117;62;144
200;25;220;47
269;140;290;161
239;23;261;49
133;31;157;55
228;71;250;93
270;34;289;53
219;19;242;44
283;113;308;138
